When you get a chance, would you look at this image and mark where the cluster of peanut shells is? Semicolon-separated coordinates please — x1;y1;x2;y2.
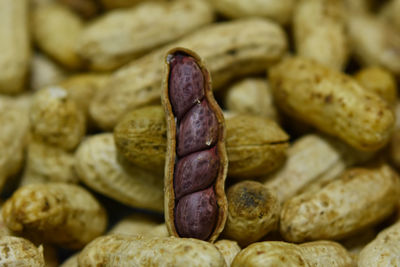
1;0;400;266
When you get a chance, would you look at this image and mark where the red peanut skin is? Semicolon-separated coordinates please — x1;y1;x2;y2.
174;147;220;199
169;54;205;120
174;187;218;240
177;99;219;157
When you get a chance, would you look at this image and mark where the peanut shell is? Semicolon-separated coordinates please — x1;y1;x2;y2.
222;181;280;246
2;183;107;249
231;240;353;267
280;164;400;242
78;235;227;267
269;57;394;151
32;3;83;69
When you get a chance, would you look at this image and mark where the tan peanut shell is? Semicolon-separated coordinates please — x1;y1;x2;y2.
215;240;241;267
0;96;30;192
347;13;400;75
231;240;353;267
0;0;30;94
358;221;400;266
30;53;68;92
32;3;83;69
293;0;348;70
114;106;166;174
20;141;79;186
78;0;214;71
280;164;400;242
114;107;288;178
222;181;280;246
263;134;373;204
269;57;394;151
90;18;287;130
78;234;227;267
109;214;167;238
226;115;289;179
224;78;279;121
354;66;397;106
209;0;295;24
75;133;164;212
30;86;86;151
0;236;45;267
2;183;107;249
162;47;228;242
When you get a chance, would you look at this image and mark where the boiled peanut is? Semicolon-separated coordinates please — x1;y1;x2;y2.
280;164;400;242
78;234;226;267
269;57;394;151
2;183;107;249
231;240;353;267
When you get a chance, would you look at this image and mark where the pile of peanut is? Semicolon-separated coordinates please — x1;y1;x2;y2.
1;0;400;266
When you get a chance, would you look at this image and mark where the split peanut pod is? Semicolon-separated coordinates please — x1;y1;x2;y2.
162;47;228;242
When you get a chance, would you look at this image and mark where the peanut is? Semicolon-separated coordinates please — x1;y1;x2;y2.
78;0;214;71
231;240;353;267
222;181;280;246
0;236;45;267
226;114;289;179
162;48;228;242
75;133;164;212
78;234;226;267
280;164;400;242
269;57;394;151
293;0;348;70
114;106;167;174
90;18;287;130
30;86;86;151
0;0;30;94
2;183;107;249
32;3;83;69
